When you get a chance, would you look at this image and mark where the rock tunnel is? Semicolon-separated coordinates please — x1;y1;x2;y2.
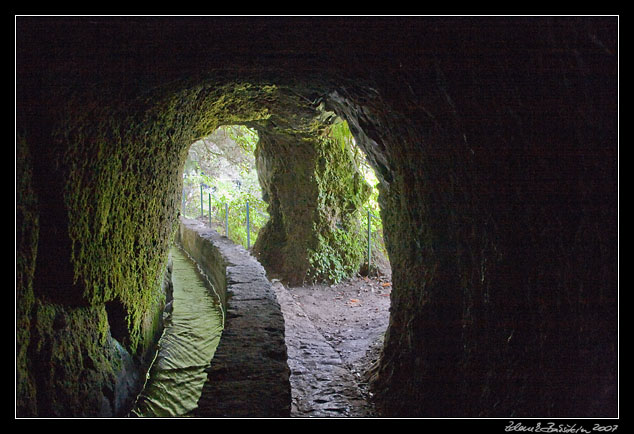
16;16;617;418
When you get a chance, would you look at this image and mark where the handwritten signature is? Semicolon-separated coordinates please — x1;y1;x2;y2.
505;421;618;433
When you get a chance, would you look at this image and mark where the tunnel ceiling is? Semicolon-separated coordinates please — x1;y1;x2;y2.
16;16;618;418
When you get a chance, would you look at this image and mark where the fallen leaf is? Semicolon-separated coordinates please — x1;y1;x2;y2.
381;282;392;287
349;299;359;303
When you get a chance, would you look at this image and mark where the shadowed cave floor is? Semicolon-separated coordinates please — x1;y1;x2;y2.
273;273;391;417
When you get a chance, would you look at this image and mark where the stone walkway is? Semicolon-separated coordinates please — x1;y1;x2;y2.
178;219;291;418
272;280;377;417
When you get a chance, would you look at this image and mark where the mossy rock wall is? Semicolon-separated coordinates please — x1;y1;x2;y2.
16;131;155;416
252;109;370;285
14;76;290;416
16;72;368;415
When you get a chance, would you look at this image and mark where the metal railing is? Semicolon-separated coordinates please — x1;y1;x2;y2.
183;184;267;250
366;209;381;272
185;184;382;264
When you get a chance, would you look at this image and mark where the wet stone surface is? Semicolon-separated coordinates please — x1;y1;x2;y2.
131;247;224;417
272;276;391;417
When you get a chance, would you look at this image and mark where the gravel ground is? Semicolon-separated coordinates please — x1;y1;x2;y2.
272;273;391;418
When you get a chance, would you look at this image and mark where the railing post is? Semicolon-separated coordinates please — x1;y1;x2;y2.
367;209;371;274
225;202;229;237
200;184;204;218
246;200;250;249
208;193;212;227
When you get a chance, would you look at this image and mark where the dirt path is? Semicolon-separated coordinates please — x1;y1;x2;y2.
272;274;391;417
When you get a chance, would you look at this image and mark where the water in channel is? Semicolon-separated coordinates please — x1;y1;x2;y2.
130;246;224;417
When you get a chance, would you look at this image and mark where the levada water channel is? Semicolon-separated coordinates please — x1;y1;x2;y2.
130;246;225;417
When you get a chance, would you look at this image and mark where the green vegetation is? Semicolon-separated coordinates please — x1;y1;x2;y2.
322;119;388;274
299;118;388;283
181;125;269;249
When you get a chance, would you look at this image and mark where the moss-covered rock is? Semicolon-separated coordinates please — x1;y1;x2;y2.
50;79;283;356
16;135;39;416
252;107;370;285
16;70;368;415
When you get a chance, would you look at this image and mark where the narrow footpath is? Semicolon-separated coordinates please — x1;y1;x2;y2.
272;275;391;417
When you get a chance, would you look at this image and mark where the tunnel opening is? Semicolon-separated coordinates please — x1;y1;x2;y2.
181;124;268;250
177;94;391;285
175;91;393;416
